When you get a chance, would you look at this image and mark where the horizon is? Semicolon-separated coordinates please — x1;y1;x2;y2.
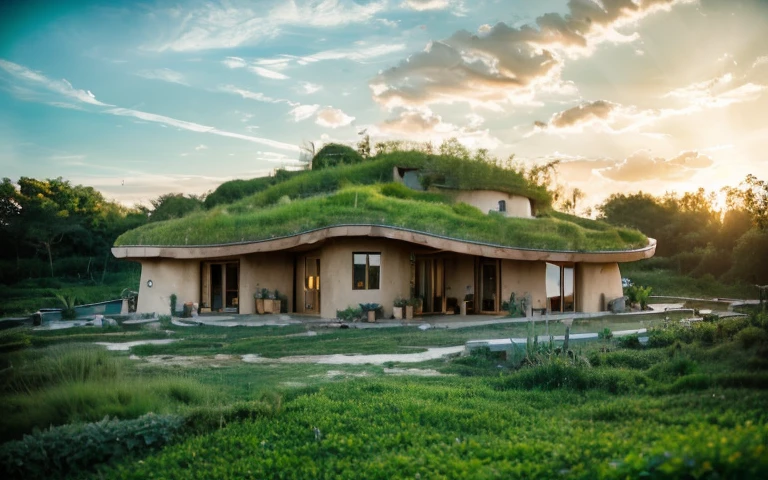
1;0;766;209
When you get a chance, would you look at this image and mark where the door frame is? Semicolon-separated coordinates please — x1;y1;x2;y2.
201;260;240;313
476;258;501;313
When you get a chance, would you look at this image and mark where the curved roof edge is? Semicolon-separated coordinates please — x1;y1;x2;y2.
112;224;656;263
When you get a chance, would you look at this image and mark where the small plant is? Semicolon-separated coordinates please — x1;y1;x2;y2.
169;293;177;317
618;334;643;349
624;285;652;310
407;297;422;308
393;296;408;308
598;328;613;340
359;303;382;314
55;293;77;320
336;305;363;322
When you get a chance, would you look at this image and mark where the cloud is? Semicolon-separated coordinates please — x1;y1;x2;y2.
251;43;407;73
371;0;693;109
151;0;387;52
1;59;300;153
222;56;247;69
549;100;618;128
219;85;298;106
373;107;501;150
299;82;322;94
289;104;320;122
598;150;714;182
315;107;355;128
135;68;189;86
195;144;208;150
753;55;768;69
249;66;289;80
402;0;450;11
534;75;766;135
0;59;112;106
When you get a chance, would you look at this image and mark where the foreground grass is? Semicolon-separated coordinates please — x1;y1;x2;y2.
116;183;647;251
2;310;767;478
96;379;768;479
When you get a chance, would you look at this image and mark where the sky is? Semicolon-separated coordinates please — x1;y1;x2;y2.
1;0;766;209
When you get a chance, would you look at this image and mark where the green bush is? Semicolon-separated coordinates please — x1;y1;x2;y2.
336;305;362;322
497;362;647;394
0;413;184;479
735;326;768;348
618;334;643;349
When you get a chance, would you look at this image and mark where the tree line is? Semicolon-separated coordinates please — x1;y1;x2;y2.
596;175;768;285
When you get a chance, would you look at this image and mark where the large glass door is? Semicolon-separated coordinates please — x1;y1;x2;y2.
304;257;321;314
546;263;575;313
202;261;239;313
415;257;445;314
480;260;498;312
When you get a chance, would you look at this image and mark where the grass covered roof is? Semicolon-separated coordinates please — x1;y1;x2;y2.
116;177;648;251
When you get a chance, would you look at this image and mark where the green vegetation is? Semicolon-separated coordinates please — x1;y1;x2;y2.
116;184;646;250
599;176;768;291
0;308;767;478
311;143;365;170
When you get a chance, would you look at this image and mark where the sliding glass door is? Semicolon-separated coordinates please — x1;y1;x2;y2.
546;263;575;313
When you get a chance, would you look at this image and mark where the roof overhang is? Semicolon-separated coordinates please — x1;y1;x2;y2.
112;225;656;263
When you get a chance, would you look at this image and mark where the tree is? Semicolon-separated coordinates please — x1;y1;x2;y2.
149;193;204;222
357;134;371;159
723;174;768;230
311;144;364;170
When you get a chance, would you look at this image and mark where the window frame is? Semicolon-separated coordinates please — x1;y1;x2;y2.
352;252;381;290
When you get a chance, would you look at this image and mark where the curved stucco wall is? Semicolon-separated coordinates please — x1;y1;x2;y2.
319;238;412;319
575;263;623;313
137;259;200;315
452;190;533;218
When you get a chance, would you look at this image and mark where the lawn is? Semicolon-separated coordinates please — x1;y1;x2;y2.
1;308;767;479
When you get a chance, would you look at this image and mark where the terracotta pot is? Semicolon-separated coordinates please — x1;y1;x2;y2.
405;305;414;320
255;298;265;314
367;310;376;323
393;306;403;320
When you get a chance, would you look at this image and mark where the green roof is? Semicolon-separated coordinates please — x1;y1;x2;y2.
115;182;648;251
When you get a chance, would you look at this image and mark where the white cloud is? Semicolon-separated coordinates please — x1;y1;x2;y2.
289;104;320;122
598;150;714;182
402;0;449;11
299;82;322;94
371;0;694;109
219;85;298;106
752;55;768;69
249;66;289;80
0;59;112;106
315;107;355;128
373;107;501;150
151;0;388;52
195;144;208;150
222;56;247;69
135;68;189;86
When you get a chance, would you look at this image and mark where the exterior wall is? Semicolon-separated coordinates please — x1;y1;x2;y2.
452;190;533;218
500;260;547;311
319;238;411;319
445;254;475;303
137;259;200;314
575;263;623;313
239;253;294;314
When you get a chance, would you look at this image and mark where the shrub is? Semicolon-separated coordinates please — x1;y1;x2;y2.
55;293;77;320
735;326;768;349
169;293;177;317
598;327;613;340
618;334;643;349
646;357;698;381
624;285;652;309
0;413;184;479
497;361;647;394
336;305;362;322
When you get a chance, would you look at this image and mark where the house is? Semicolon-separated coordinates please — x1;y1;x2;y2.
112;153;655;318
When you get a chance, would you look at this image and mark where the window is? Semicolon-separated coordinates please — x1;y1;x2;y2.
353;253;381;290
498;200;506;212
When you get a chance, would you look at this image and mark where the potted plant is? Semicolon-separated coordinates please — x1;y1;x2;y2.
254;287;269;314
393;296;407;320
360;303;381;323
405;297;421;320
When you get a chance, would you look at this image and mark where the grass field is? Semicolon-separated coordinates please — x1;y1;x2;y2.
1;307;767;479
